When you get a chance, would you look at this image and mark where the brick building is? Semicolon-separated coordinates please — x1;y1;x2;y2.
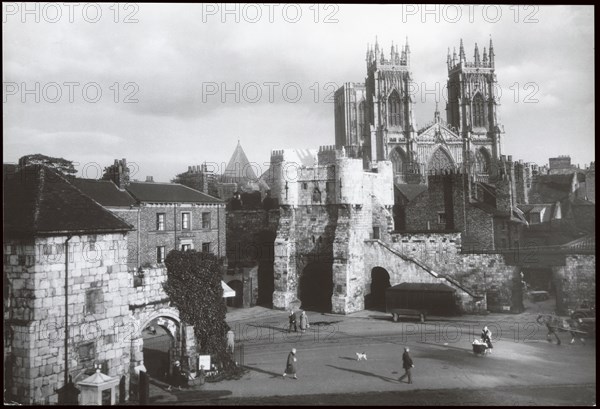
74;159;227;384
75;159;226;269
4;165;133;404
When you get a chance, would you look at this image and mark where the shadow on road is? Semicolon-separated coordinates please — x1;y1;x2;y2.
243;365;285;379
338;356;358;361
326;364;398;383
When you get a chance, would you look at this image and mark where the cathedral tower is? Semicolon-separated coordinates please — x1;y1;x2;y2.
365;37;417;165
446;38;502;173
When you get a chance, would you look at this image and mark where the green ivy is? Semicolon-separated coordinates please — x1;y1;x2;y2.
163;250;238;374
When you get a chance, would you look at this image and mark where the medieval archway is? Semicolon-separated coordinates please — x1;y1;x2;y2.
256;230;276;307
299;262;333;313
226;280;244;308
364;267;391;311
141;316;180;382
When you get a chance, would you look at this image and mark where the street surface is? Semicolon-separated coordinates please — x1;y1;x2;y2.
145;303;596;406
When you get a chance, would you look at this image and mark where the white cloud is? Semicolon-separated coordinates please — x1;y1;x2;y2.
2;4;595;180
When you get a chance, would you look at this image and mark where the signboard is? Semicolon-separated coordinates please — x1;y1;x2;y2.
198;355;211;371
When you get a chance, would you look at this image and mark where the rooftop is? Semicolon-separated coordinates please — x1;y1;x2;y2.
4;165;133;237
126;181;222;203
72;178;137;207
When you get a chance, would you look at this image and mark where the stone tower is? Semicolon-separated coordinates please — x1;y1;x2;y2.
365;37;417;165
446;38;502;174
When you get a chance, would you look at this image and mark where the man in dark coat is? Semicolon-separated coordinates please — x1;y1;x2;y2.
288;310;297;333
398;347;414;384
167;361;187;391
282;348;298;379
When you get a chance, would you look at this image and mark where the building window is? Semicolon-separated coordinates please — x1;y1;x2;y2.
501;239;507;248
438;212;447;225
157;246;166;263
388;90;402;127
182;212;191;230
302;182;308;190
202;212;211;229
202;242;211;253
156;213;165;231
78;342;96;363
85;289;104;315
181;244;191;251
473;93;485;128
373;226;380;240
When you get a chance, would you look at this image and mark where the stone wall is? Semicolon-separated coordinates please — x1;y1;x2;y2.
226;209;279;267
387;232;521;312
4;234;131;404
553;254;596;315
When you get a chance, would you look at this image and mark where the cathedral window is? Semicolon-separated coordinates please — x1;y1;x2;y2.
388;91;402;127
358;101;366;135
472;93;485;128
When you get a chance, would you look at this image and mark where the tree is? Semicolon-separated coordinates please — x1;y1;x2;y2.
18;154;77;177
162;250;239;376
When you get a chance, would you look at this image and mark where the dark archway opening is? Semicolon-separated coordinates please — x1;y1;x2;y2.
300;262;333;313
522;267;556;314
257;230;276;307
226;279;243;308
142;321;177;382
364;267;391;311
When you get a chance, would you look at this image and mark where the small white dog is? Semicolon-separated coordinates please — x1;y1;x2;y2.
356;352;367;361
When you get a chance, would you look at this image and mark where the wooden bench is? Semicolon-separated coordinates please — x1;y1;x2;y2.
389;308;426;323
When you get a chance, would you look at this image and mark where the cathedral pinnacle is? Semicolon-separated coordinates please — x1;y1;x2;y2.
459;38;466;62
474;43;480;66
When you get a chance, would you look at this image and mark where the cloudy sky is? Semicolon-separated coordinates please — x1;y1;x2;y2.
3;4;594;182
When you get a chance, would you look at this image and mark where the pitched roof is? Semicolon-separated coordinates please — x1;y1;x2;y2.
4;165;133;237
126;182;222;203
394;183;428;202
224;141;258;181
72;178;137;207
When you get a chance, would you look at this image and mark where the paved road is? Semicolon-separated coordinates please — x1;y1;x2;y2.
145;307;596;405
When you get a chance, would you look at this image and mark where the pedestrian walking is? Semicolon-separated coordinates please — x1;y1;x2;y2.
398;347;414;384
282;348;298;379
167;361;187;391
481;326;493;353
288;310;297;333
299;310;310;333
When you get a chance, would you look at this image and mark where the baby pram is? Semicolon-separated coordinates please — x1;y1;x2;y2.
472;339;489;355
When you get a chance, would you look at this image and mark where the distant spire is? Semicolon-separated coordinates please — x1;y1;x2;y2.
474;43;480;66
452;47;457;64
405;37;410;65
434;102;440;122
482;46;488;64
489;35;495;67
375;36;379;54
459;38;466;62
